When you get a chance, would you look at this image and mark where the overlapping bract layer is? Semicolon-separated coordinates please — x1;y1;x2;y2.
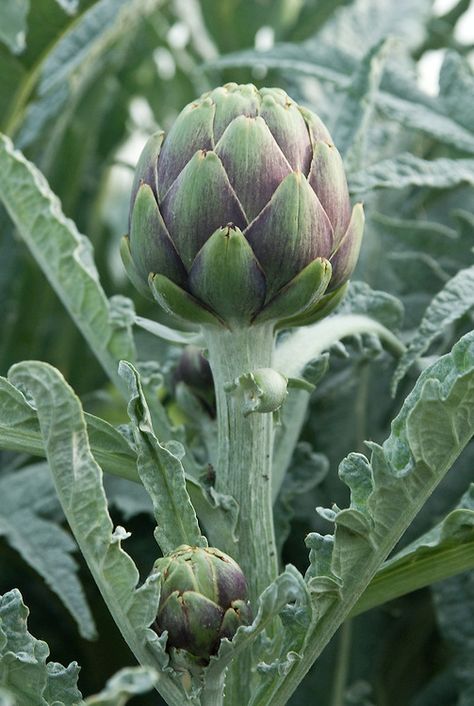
123;83;364;327
153;545;252;661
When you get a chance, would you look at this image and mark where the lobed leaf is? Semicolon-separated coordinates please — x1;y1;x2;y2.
211;44;474;157
392;265;474;392
0;589;82;705
119;361;206;555
274;282;404;379
315;0;431;54
0;463;96;640
353;483;474;615
0;372;238;553
7;361;189;706
350;154;474;195
333;39;390;171
268;330;474;705
205;565;311;701
439;52;474;135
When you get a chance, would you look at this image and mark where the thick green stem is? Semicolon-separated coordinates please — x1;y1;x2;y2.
203;324;279;602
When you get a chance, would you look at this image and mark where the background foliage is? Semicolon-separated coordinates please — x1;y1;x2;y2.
0;0;474;704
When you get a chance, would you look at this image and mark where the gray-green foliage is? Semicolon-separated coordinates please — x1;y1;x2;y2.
0;588;82;705
0;0;474;703
0;588;157;705
0;463;96;640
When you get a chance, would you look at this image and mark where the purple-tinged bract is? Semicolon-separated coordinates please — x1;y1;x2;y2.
123;83;364;328
153;545;252;662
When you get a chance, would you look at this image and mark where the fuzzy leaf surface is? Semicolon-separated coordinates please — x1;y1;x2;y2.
0;463;96;640
393;265;474;391
0;589;82;705
266;330;474;705
7;361;192;706
0;135;136;394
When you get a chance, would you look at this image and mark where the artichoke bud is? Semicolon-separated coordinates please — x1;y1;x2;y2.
125;83;364;328
225;367;288;416
153;545;252;662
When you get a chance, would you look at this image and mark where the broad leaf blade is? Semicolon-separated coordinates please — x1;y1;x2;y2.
120;361;206;554
17;0;163;149
353;484;474;615
0;376;138;482
392;265;474;392
7;361;188;706
350;154;474;194
268;330;474;705
0;464;96;640
0;135;136;395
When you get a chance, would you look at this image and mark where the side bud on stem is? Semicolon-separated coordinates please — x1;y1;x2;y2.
153;545;252;663
225;367;288;417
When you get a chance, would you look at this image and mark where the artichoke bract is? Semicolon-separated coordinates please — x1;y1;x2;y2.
153;545;252;662
123;83;364;328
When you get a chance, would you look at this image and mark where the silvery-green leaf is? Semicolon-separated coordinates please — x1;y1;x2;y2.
134;316;204;345
267;331;474;705
439;52;474;134
0;373;237;554
210;46;474;156
333;39;390;171
0;589;82;706
316;0;431;54
275;312;403;379
354;484;474;615
0;376;138;482
392;265;474;393
119;361;206;554
0;135;135;395
85;666;158;705
7;361;189;706
17;0;163;148
350;154;474;195
205;565;311;696
0;464;96;640
43;661;83;705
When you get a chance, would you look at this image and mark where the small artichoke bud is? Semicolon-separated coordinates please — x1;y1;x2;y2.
123;83;364;329
153;545;252;662
226;368;288;416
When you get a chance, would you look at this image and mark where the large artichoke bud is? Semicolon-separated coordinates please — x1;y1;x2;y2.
122;83;364;328
153;545;252;661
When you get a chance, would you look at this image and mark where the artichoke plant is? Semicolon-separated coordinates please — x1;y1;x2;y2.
122;82;363;328
153;545;252;661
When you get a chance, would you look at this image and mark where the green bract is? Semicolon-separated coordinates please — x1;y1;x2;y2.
153;545;252;662
123;83;364;328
